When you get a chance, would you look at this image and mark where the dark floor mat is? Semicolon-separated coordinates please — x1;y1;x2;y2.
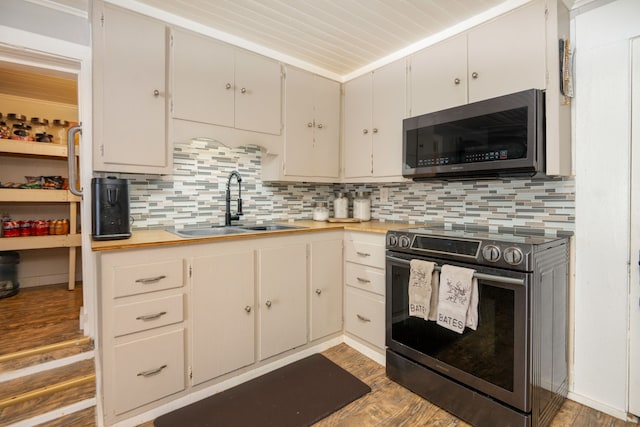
154;353;371;427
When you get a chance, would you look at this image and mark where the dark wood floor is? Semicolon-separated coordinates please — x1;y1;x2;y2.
0;283;84;356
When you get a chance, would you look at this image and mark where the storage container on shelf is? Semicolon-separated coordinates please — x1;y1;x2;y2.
353;191;371;221
52;119;69;144
0;251;20;299
313;202;329;221
333;192;348;218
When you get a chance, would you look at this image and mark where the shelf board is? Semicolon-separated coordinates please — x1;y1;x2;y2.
0;233;81;251
0;188;81;203
0;139;75;158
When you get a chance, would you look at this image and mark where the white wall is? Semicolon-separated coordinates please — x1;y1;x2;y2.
573;0;640;418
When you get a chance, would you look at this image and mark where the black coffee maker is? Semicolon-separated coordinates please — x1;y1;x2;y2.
92;177;132;240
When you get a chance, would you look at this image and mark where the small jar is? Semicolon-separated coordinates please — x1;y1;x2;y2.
353;191;371;221
5;113;26;130
30;117;49;136
35;133;54;143
333;192;349;219
312;202;329;221
0;121;9;139
11;123;31;140
52;119;69;144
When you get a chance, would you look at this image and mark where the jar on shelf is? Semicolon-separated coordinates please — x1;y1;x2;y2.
11;123;32;141
30;117;49;136
5;113;26;130
51;119;69;144
353;191;371;221
333;192;349;219
312;201;329;221
0;121;9;139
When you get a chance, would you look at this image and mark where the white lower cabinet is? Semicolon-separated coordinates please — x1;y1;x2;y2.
191;250;255;385
343;232;386;350
310;238;343;341
257;243;308;360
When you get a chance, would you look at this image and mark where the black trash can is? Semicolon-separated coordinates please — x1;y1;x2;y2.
0;251;20;299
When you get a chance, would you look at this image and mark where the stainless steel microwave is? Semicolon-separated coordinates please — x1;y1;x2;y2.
403;89;545;180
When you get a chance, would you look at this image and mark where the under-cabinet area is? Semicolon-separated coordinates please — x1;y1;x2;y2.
96;231;344;424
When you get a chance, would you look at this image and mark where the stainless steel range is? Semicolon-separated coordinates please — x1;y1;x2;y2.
385;227;569;427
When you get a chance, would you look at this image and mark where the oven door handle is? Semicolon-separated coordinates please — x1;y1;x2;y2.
386;256;525;286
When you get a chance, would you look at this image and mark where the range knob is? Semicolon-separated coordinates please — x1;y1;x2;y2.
386;234;398;247
399;235;411;248
482;245;501;262
504;247;524;265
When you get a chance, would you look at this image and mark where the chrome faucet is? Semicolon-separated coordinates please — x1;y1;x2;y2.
225;171;243;226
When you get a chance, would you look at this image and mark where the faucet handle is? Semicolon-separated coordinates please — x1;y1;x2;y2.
237;198;243;216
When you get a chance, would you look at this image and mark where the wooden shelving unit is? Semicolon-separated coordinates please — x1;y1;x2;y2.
0;139;81;290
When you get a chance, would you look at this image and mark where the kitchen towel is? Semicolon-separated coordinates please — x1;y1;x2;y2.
436;264;478;334
408;259;436;320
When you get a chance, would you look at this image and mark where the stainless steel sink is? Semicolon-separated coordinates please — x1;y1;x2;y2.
169;223;306;238
237;224;305;231
170;226;250;238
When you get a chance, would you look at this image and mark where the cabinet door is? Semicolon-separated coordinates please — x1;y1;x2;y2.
96;4;170;173
258;243;307;360
312;75;341;178
310;239;343;341
283;67;314;176
234;51;282;135
343;73;373;178
371;59;406;178
410;34;468;116
191;250;255;385
172;29;235;127
467;0;546;103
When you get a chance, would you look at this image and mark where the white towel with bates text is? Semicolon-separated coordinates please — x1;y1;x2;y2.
408;259;436;320
437;264;478;334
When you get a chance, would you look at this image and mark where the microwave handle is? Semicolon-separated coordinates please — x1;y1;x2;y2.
67;124;82;197
386;255;524;286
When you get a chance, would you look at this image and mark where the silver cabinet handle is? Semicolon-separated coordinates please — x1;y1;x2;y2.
135;275;167;284
315;289;322;295
153;89;160;96
307;122;313;127
471;72;478;79
136;311;167;321
356;252;371;257
362;129;368;135
356;277;371;284
265;300;272;308
225;83;232;89
454;78;461;85
356;314;371;322
240;87;247;94
245;305;252;313
137;365;167;377
317;123;323;129
372;128;378;133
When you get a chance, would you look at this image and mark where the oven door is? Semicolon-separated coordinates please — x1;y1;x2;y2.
385;252;530;412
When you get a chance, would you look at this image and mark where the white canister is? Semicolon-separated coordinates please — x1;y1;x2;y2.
312;202;329;221
333;193;348;218
353;191;371;221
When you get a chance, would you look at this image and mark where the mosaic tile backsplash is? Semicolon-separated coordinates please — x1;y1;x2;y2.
126;142;575;235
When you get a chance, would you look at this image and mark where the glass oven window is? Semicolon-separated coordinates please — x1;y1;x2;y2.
390;263;515;392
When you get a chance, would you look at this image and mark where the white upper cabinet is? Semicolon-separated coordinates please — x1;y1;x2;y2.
343;59;407;181
172;28;282;135
409;0;546;117
93;2;172;174
281;66;340;180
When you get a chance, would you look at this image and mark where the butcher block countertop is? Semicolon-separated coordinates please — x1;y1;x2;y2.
91;220;414;252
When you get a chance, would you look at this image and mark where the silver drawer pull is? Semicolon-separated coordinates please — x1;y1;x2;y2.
137;364;167;377
356;314;371;322
135;275;167;284
136;311;167;321
356;252;371;257
356;277;371;283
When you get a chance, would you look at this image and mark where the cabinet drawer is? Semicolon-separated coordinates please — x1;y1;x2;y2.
113;259;183;298
113;329;185;415
345;262;385;296
344;287;385;349
113;294;184;337
344;239;385;268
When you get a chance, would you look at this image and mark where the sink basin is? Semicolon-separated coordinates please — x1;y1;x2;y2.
237;224;305;231
170;226;250;238
169;223;307;238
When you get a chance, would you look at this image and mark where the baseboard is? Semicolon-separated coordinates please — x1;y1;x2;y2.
342;336;385;366
567;391;633;422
